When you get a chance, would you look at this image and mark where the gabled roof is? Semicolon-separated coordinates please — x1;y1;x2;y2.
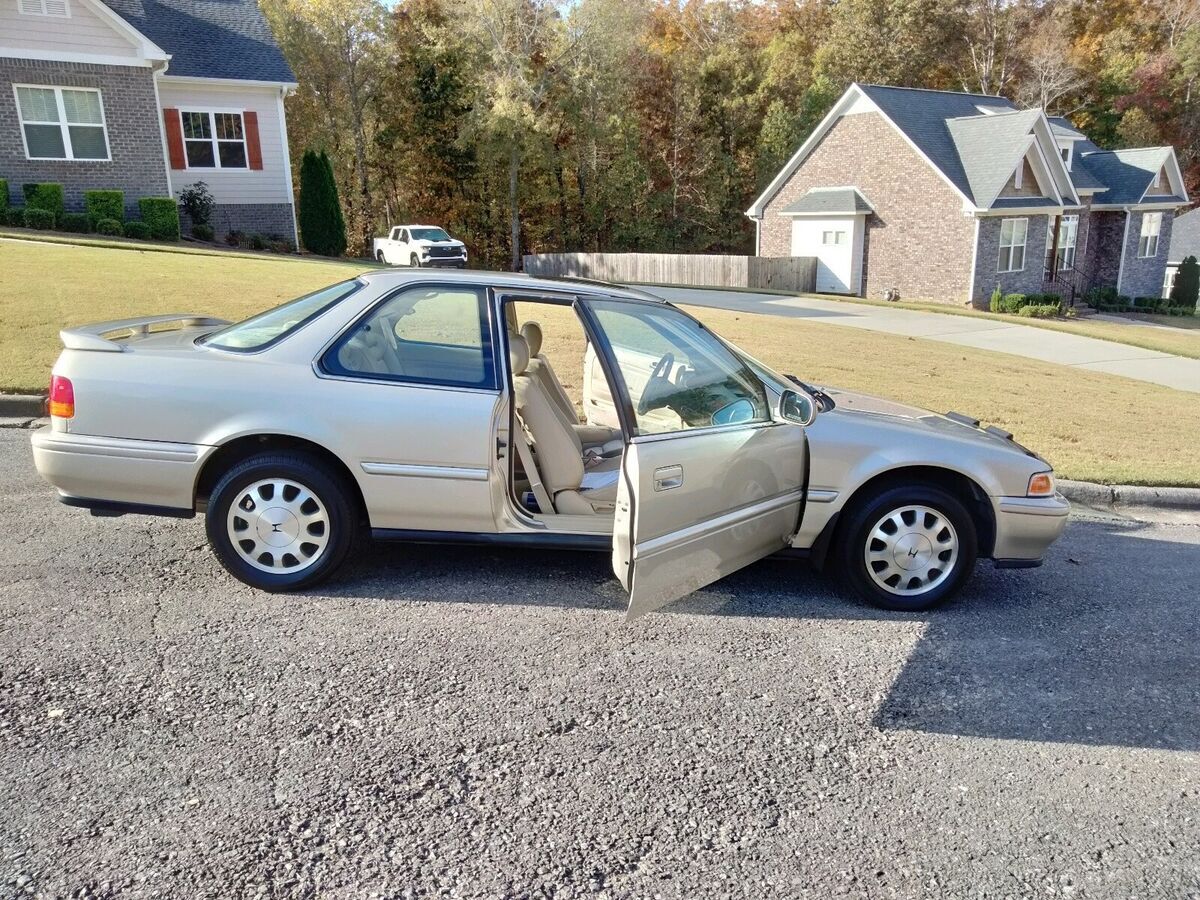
782;187;874;216
1168;207;1200;263
946;107;1046;207
1047;116;1086;140
99;0;295;83
1079;145;1184;206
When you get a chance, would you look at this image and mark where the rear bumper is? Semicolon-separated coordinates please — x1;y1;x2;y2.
31;426;208;513
990;493;1070;565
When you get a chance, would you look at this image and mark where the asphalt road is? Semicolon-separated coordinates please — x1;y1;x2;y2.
1;428;1198;899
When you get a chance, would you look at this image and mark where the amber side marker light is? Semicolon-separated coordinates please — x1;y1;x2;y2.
1027;472;1055;497
48;375;74;419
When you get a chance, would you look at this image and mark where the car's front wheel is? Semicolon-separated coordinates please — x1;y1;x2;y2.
835;484;977;611
205;452;356;592
410;253;421;268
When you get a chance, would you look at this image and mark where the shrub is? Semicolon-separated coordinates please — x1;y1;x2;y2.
59;212;89;233
178;181;215;227
22;183;64;224
95;218;122;236
248;232;267;251
298;148;346;256
988;284;1003;312
137;197;180;241
122;220;151;240
0;178;7;214
84;190;123;229
192;223;214;242
268;238;294;254
23;207;54;229
1000;292;1025;314
1170;255;1198;311
5;206;26;227
224;229;245;247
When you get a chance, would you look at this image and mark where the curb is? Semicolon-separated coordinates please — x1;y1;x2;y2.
0;394;45;417
1059;479;1200;513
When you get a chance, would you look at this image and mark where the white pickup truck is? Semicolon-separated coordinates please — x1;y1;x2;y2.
372;225;468;268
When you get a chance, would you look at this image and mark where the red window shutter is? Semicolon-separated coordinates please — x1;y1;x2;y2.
163;108;186;169
244;111;263;170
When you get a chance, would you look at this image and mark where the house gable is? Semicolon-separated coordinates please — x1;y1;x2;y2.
0;0;166;66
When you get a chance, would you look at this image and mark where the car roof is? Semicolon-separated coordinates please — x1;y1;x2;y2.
355;268;668;303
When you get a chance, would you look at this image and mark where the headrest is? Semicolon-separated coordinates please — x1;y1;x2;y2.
508;333;530;376
520;321;543;356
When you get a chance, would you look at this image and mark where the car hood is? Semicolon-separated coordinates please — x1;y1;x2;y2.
817;385;1040;458
414;238;464;248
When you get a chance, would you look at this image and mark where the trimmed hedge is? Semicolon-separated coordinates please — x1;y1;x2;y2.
59;212;89;233
23;183;64;224
24;207;55;229
1017;303;1061;319
137;197;180;241
5;206;26;227
95;218;123;236
122;220;151;240
0;179;7;213
84;190;124;229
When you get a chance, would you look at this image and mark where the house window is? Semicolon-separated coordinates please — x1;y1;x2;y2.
14;85;108;160
1138;212;1162;258
1044;214;1079;273
1060;145;1072;170
997;218;1028;273
181;111;248;169
1163;267;1177;299
18;0;69;15
821;230;846;245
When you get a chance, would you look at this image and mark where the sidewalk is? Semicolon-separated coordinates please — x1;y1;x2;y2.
646;287;1200;394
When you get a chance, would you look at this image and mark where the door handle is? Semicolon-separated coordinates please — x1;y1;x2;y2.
653;465;683;491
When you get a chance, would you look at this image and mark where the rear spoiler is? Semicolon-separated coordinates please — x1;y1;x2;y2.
60;314;230;352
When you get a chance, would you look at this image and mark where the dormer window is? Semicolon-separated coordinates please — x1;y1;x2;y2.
18;0;70;16
1059;144;1072;170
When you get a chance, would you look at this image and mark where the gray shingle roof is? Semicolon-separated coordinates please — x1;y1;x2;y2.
1078;146;1172;205
1168;207;1200;262
99;0;295;83
1068;156;1105;191
856;84;1019;204
946;107;1043;207
1047;116;1085;139
781;187;874;215
990;197;1061;209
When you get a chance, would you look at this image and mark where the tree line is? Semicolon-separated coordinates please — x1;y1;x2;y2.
263;0;1200;267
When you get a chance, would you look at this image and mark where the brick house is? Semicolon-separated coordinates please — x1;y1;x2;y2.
747;84;1191;306
0;0;297;242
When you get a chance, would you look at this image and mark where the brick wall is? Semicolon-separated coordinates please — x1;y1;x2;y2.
180;202;297;244
972;214;1054;303
759;111;976;304
1119;210;1174;298
0;57;169;215
1089;210;1125;289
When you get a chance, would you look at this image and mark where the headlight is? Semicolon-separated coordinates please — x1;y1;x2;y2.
1027;471;1055;497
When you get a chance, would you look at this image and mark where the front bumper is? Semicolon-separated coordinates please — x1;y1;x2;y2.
990;492;1070;565
31;426;208;514
421;254;467;267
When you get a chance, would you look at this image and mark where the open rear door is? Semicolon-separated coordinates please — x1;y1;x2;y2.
577;297;807;620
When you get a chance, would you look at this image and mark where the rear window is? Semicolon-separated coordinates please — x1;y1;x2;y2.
201;280;362;351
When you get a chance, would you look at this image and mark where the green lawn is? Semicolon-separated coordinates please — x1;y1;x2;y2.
3;237;1198;486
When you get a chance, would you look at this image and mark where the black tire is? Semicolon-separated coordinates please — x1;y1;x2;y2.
375;250;385;263
410;253;421;268
834;483;978;612
205;452;357;592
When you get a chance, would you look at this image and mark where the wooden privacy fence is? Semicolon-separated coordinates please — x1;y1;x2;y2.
522;253;816;294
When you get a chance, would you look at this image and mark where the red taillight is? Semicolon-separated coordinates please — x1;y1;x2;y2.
49;375;74;419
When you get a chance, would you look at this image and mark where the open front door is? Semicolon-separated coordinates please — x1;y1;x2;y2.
578;297;807;620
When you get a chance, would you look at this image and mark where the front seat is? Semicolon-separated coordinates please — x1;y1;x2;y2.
520;321;622;457
510;334;620;515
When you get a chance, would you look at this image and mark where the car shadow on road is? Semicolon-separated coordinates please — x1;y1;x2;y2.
333;518;1199;752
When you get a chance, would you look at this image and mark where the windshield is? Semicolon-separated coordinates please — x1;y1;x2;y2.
410;227;451;242
201;280;362;351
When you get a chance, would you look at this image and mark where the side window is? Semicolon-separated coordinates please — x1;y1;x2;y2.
324;286;495;389
588;300;769;436
399;229;409;242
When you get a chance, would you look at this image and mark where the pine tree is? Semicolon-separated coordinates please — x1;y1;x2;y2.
1171;255;1199;311
298;149;347;257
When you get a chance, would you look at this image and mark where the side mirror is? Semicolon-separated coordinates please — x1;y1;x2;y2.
779;388;817;426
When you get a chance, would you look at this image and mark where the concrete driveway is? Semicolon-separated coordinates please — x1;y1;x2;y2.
644;287;1200;394
1;429;1198;897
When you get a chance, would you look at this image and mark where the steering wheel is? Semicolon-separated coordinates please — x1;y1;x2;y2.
637;352;675;414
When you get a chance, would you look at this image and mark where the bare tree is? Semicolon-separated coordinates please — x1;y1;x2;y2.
961;0;1024;96
1147;0;1200;48
1015;14;1085;112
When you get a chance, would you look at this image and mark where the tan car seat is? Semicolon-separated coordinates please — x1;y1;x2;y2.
520;321;623;457
510;333;619;515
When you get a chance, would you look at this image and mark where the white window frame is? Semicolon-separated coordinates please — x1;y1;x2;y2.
1044;214;1079;273
1162;266;1176;299
13;83;110;162
997;217;1028;273
18;0;70;16
821;230;846;246
179;108;250;171
1138;212;1162;258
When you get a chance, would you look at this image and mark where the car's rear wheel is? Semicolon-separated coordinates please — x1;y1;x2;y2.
835;484;977;611
410;253;421;268
206;453;356;592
